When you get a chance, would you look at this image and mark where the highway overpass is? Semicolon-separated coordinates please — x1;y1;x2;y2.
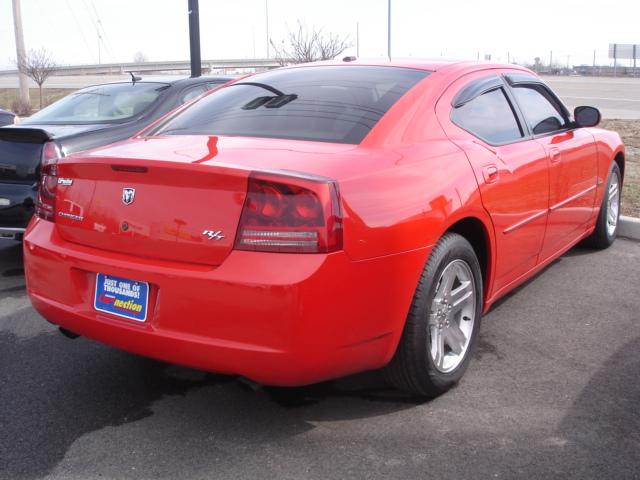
0;58;281;76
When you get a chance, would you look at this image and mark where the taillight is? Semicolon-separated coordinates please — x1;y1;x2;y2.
235;171;343;253
35;141;61;222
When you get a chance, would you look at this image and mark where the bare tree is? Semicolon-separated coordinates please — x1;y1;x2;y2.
18;48;56;109
270;22;352;66
133;51;148;63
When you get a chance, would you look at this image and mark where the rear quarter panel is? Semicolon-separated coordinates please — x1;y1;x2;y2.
342;68;494;265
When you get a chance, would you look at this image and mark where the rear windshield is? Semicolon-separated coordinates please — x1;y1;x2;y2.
24;82;168;124
152;66;429;144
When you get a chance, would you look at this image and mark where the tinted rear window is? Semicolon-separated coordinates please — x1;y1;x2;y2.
153;66;429;144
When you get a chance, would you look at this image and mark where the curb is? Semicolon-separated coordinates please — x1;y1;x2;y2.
619;215;640;241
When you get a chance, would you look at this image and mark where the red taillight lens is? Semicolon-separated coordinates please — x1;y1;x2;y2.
235;172;343;253
35;141;61;222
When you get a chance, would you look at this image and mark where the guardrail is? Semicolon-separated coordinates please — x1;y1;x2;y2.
0;58;282;76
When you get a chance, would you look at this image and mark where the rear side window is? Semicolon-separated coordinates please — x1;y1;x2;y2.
451;88;523;144
180;85;208;103
511;85;567;135
153;66;429;144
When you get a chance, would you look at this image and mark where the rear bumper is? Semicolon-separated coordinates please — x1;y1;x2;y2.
0;226;25;240
24;219;430;386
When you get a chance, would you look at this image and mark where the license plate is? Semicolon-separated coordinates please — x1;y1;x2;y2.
94;273;149;322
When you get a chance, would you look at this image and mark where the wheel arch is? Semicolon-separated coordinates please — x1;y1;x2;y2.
614;151;625;183
443;215;495;305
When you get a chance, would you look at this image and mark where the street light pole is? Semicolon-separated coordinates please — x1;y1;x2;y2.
188;0;201;77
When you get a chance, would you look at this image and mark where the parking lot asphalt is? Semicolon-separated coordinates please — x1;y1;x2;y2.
544;76;640;119
1;238;639;480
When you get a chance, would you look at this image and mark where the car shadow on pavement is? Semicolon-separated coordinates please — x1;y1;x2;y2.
552;336;640;478
0;327;425;480
0;329;223;479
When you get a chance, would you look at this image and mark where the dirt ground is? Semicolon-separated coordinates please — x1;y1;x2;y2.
601;120;640;218
0;88;73;113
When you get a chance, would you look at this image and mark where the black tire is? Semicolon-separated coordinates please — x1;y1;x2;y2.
383;232;483;397
584;162;621;249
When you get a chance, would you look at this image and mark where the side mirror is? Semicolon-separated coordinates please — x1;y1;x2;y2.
574;106;601;127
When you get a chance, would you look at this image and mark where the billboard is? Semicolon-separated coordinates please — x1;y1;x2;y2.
609;44;640;60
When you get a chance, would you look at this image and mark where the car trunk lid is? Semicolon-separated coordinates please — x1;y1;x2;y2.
51;134;361;266
54;155;249;266
0;127;52;183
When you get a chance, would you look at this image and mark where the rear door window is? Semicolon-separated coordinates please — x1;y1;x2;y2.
451;88;524;144
153;66;429;144
511;85;567;135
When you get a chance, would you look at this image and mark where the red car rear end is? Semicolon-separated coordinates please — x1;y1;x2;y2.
24;64;434;386
24;61;624;395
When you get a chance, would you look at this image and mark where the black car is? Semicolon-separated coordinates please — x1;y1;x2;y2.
0;75;231;240
0;109;17;127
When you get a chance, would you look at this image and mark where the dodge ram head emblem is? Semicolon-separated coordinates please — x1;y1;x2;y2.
122;188;135;205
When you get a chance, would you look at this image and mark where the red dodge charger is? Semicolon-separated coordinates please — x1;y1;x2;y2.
24;60;625;396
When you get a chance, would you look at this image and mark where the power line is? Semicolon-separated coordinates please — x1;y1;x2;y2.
79;0;104;62
88;0;117;61
80;0;116;63
65;0;96;63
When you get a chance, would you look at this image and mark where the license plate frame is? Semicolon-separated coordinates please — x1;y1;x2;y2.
94;273;149;322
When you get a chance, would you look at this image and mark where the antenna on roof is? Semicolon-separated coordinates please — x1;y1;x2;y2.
127;71;142;83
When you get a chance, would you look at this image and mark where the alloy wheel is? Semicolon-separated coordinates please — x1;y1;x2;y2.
428;259;477;373
606;174;620;237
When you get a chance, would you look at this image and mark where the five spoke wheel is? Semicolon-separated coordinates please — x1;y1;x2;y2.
428;260;476;373
606;174;620;237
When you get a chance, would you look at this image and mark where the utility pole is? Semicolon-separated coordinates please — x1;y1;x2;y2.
188;0;201;77
356;22;360;58
11;0;30;108
387;0;391;59
97;30;102;64
549;50;553;69
265;0;269;58
252;27;256;58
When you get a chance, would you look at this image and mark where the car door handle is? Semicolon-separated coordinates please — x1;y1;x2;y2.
549;147;561;163
483;165;499;184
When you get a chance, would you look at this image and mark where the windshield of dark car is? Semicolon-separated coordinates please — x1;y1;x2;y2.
152;66;429;144
23;82;169;124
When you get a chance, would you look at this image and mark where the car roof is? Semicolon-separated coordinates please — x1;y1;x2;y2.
308;58;462;71
282;58;531;75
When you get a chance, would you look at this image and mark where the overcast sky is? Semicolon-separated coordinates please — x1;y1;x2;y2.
1;0;639;70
